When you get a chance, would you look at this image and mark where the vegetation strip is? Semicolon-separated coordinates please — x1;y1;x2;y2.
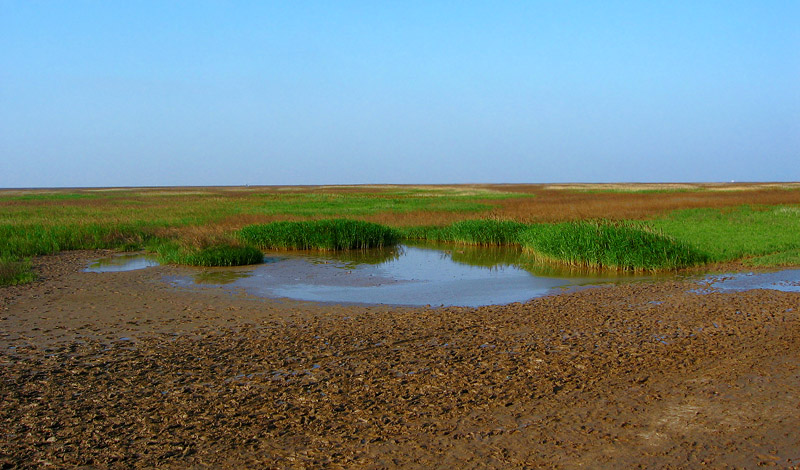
1;184;799;283
404;220;707;271
239;219;400;250
155;243;264;267
400;220;527;246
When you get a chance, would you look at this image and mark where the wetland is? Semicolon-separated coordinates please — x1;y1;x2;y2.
2;183;800;469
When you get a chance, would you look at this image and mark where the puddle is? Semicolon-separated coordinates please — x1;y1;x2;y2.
699;269;800;293
170;243;659;307
190;257;283;284
85;254;159;273
192;270;254;285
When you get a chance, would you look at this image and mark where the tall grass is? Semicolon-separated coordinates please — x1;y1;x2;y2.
0;257;36;286
0;223;160;258
239;219;400;250
401;219;707;271
517;221;708;272
155;242;264;267
401;220;527;245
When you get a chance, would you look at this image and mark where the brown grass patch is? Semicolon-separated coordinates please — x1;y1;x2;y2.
483;188;800;223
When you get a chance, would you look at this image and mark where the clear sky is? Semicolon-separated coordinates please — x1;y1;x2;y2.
1;1;798;188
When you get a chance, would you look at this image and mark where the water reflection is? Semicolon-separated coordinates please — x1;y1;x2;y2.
193;270;254;285
85;254;159;273
410;241;666;281
173;243;648;307
307;245;403;269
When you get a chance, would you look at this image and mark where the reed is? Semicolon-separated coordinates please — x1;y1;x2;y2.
239;219;400;250
0;223;160;258
517;221;708;271
400;219;527;245
155;242;264;267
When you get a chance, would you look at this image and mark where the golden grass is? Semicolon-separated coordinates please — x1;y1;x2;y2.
481;186;800;223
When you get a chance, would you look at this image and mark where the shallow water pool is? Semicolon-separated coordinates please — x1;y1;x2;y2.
89;246;800;307
84;254;159;273
170;244;656;307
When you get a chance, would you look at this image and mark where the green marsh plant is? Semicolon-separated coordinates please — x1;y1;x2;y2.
0;257;36;286
518;221;708;272
155;242;264;267
239;219;400;251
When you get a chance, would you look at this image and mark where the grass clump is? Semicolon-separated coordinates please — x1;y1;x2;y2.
401;220;527;245
155;242;264;267
239;219;399;251
0;257;36;286
518;221;708;272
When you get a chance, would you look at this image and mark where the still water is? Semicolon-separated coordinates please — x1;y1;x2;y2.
699;270;800;293
86;245;800;307
84;253;159;273
170;243;656;307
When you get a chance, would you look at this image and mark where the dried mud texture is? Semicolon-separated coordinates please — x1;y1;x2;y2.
2;252;799;469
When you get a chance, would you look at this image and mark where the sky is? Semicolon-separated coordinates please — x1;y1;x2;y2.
1;1;798;188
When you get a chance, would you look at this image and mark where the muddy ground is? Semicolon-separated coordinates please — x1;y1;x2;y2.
1;251;799;469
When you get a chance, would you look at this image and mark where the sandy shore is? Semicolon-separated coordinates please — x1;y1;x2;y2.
2;251;799;468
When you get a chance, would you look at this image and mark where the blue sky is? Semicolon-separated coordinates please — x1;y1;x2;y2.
1;1;798;187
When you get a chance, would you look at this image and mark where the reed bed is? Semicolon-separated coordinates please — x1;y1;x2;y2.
517;221;708;272
239;219;400;251
404;219;708;271
401;220;527;246
155;243;264;267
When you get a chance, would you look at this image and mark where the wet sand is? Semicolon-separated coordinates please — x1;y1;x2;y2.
2;251;799;469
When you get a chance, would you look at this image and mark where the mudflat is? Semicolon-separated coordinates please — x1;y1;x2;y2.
2;251;799;469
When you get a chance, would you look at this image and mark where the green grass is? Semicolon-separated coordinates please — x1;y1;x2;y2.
746;249;800;267
401;219;706;271
0;193;99;202
649;205;800;263
517;221;708;272
0;187;523;227
240;219;400;250
155;242;264;267
0;257;36;286
1;186;798;275
0;223;161;258
0;187;530;269
401;220;527;245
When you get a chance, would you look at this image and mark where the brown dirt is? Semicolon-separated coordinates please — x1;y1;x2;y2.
1;251;799;469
